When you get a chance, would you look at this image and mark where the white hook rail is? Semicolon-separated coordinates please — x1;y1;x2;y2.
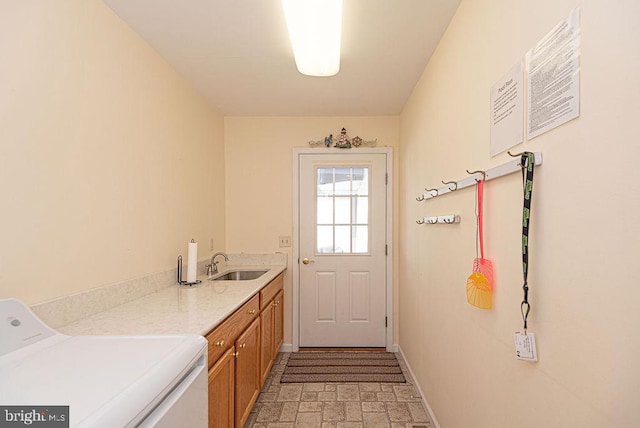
416;215;460;225
416;152;543;201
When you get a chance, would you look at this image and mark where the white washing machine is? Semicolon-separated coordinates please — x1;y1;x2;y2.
0;298;208;427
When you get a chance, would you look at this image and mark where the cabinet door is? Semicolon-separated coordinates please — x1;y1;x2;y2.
235;317;260;428
273;290;284;355
259;301;275;386
208;347;235;428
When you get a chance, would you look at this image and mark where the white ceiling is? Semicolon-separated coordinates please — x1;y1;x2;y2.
103;0;461;116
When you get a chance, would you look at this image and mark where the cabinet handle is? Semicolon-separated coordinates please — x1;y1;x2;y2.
233;351;239;358
274;300;280;306
240;343;246;349
248;309;256;315
215;340;225;347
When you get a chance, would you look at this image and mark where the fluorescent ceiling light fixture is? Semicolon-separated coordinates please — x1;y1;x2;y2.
281;0;343;77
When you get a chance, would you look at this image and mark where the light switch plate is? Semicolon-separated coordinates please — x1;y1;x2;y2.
514;332;538;362
279;236;291;247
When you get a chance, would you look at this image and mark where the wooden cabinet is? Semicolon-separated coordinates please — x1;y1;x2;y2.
260;273;283;310
273;289;284;354
206;271;285;428
234;317;261;428
260;287;285;385
259;299;275;385
208;347;235;428
205;295;259;364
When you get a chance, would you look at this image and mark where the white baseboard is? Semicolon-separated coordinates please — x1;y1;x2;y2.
397;345;441;428
279;343;294;353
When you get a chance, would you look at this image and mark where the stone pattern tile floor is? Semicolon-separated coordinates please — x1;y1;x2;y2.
245;352;432;428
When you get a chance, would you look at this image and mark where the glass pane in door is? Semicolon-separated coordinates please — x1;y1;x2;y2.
315;167;370;254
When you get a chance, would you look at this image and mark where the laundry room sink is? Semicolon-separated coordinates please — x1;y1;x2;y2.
211;269;269;281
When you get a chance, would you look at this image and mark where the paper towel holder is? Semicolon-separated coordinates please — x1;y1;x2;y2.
177;255;202;286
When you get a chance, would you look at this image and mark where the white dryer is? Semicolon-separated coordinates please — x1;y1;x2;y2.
0;298;208;427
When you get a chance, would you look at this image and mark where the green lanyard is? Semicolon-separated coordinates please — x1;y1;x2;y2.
520;152;535;332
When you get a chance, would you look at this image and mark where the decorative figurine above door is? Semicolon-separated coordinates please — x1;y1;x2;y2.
307;127;377;148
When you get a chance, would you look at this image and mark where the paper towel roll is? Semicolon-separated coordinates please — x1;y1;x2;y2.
187;240;198;283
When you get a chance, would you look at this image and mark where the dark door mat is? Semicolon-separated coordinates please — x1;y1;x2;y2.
281;351;406;383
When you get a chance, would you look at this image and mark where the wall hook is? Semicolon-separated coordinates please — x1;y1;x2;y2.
441;180;457;191
425;187;438;197
416;218;425;224
416;195;425;201
466;169;486;182
508;150;533;167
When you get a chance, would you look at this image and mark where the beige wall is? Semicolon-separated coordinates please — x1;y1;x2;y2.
399;0;640;427
224;117;400;346
0;1;225;304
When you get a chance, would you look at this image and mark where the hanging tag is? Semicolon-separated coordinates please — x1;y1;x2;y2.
514;332;538;362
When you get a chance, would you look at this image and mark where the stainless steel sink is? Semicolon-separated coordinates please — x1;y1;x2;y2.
211;269;269;281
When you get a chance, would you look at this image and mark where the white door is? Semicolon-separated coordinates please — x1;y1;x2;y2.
298;153;387;347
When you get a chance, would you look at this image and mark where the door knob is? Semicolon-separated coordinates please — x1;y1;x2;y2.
302;258;314;265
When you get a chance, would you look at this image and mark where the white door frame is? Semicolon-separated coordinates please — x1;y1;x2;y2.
292;147;393;352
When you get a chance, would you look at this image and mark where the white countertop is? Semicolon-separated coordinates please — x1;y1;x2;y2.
58;265;286;337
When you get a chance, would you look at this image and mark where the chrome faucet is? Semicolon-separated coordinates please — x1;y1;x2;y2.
208;252;229;275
